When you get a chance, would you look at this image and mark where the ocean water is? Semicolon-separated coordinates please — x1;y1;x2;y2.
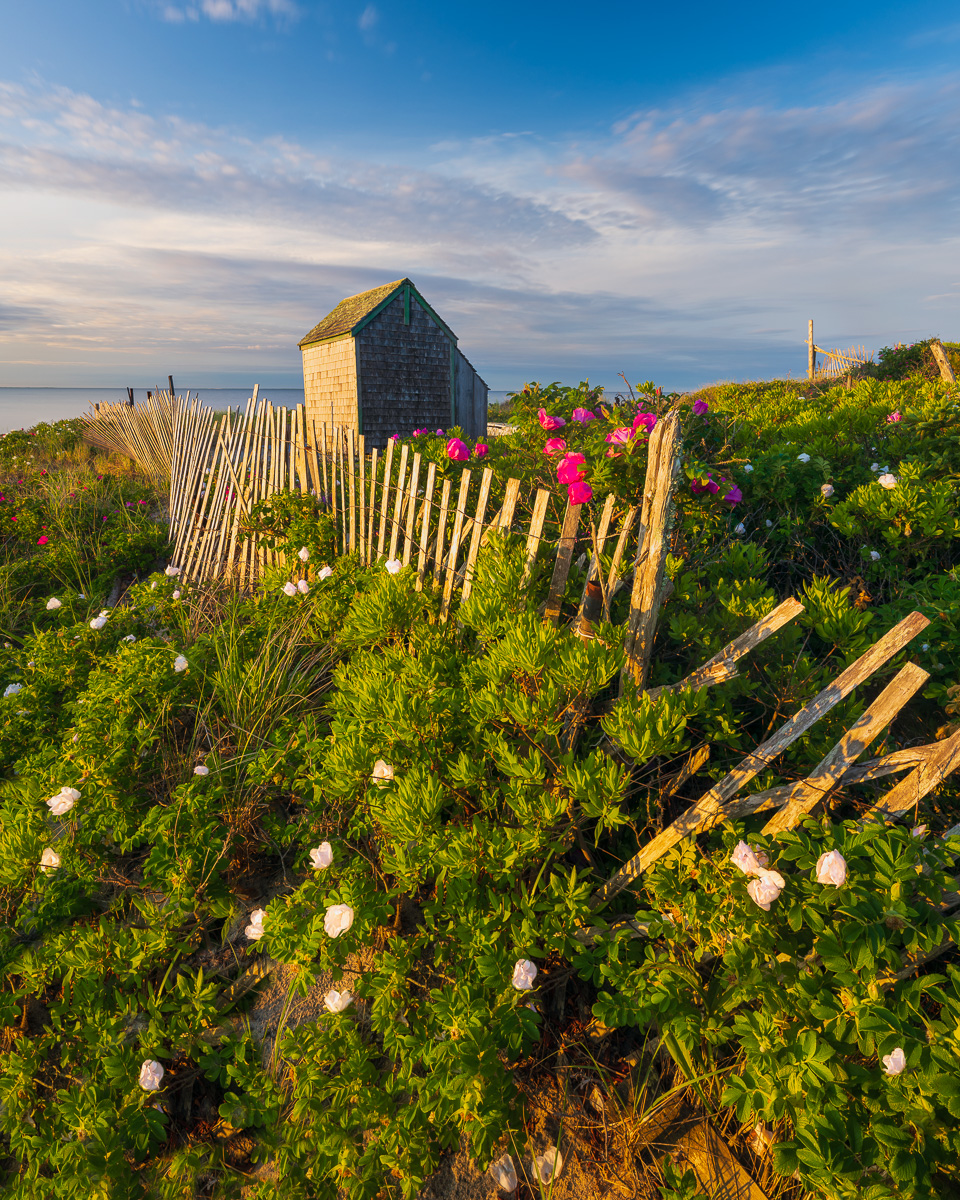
0;387;519;434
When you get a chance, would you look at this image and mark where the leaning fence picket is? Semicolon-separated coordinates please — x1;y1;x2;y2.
416;461;438;590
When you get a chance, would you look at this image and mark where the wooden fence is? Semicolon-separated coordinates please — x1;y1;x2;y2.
84;389;960;897
82;391;682;687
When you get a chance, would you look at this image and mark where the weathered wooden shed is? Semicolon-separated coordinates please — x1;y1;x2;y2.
298;278;488;449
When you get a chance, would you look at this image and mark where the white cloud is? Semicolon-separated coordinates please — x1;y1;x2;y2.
1;72;960;386
159;0;297;23
358;4;378;31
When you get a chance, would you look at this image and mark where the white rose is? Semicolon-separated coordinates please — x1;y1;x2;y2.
138;1059;165;1091
164;565;181;577
746;868;785;911
297;547;310;562
317;566;333;580
174;655;188;672
815;849;847;887
40;847;61;873
323;989;353;1013
765;519;773;528
3;683;21;698
385;559;402;574
193;765;210;776
730;840;761;875
821;483;834;498
46;787;80;816
324;903;355;939
309;842;333;870
882;1047;906;1076
46;597;62;611
172;590;181;600
123;634;137;643
245;908;266;941
743;464;753;473
282;581;297;597
89;616;107;630
371;760;394;787
511;958;538;990
734;523;746;535
877;473;897;489
797;453;811;463
870;550;881;561
297;580;310;595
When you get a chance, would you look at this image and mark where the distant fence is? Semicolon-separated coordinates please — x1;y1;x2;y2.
82;391;683;688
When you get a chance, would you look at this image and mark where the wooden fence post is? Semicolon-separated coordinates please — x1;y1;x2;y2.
621;410;682;692
931;339;957;384
807;319;815;380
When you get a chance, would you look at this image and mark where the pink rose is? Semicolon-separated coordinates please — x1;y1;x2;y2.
543;438;567;456
571;407;597;423
632;412;657;434
691;476;720;496
538;409;566;431
693;399;709;416
474;442;489;458
886;411;901;423
37;535;49;545
723;484;742;505
556;452;587;485
568;480;593;505
446;437;469;461
605;427;633;446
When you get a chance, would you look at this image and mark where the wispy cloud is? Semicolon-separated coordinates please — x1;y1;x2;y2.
158;0;298;24
1;72;959;386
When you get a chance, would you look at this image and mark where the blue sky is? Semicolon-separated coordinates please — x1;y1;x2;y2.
1;0;959;389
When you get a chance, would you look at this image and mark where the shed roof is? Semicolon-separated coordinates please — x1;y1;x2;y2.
298;278;457;347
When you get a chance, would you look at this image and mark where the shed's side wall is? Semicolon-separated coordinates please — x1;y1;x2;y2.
302;337;358;433
454;350;488;440
356;294;452;448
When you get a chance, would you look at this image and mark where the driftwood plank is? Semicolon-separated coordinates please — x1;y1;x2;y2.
388;444;410;562
499;476;521;531
377;438;395;561
402;452;422;567
433;478;453;586
582;492;616;597
521;488;551;589
416;461;437;591
647;597;806;701
864;725;960;821
622;410;682;690
440;470;472;621
461;467;493;602
544;501;582;626
347;428;358;556
759;661;930;835
367;447;379;562
594;610;931;905
603;506;637;621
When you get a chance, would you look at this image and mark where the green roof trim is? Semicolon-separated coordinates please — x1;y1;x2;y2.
298;278;458;348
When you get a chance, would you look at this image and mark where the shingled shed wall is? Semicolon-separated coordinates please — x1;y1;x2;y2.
302;336;358;431
356;293;452;446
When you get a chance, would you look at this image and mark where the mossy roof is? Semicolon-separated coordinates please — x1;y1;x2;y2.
298;278;458;348
298;279;409;347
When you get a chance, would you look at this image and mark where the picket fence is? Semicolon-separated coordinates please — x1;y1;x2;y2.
82;390;681;688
